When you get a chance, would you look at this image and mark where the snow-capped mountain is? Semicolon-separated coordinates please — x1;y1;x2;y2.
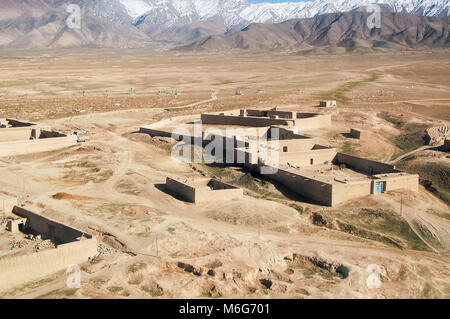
120;0;450;31
179;10;450;52
0;0;448;49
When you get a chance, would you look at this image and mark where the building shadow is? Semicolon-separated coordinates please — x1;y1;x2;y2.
154;183;192;203
252;171;317;205
342;132;355;139
201;163;319;205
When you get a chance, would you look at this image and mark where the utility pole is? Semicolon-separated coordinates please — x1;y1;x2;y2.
400;195;403;217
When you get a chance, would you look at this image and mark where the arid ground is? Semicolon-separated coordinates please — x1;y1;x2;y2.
0;49;449;299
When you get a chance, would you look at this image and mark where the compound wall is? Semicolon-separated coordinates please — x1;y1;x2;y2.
268;167;333;206
201;114;294;127
0;195;17;216
195;187;243;203
295;114;332;131
0;128;33;142
276;139;316;153
0;120;48;142
13;206;91;244
0;238;97;291
166;177;196;202
266;110;296;119
331;180;372;206
0;207;97;291
0;135;77;157
279;148;337;167
334;153;398;175
377;174;419;193
330;173;419;206
166;177;243;203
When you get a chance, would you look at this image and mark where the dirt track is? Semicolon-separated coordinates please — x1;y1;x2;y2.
0;51;449;299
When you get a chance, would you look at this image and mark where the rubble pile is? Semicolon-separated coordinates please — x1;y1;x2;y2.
34;239;55;250
9;234;56;251
9;239;29;249
426;125;449;145
98;243;116;255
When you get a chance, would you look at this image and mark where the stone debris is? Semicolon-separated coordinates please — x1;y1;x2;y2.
426;125;449;145
177;261;204;276
97;243;116;255
9;234;56;251
34;239;55;250
9;239;29;249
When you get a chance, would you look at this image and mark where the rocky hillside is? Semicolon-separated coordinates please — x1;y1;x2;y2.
177;11;450;53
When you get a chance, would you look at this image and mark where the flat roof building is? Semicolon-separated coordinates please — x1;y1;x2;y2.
166;177;243;204
0;118;78;157
141;106;419;207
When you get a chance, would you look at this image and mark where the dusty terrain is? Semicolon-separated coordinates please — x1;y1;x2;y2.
0;50;449;299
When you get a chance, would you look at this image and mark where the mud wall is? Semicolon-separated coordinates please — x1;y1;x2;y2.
166;178;243;203
195;187;243;203
350;128;368;139
268;167;333;206
334;153;398;175
201;114;294;127
279;149;337;167
266;110;296;119
13;206;91;244
0;135;77;157
0;238;97;291
331;180;372;206
295;114;332;131
383;174;419;193
208;179;238;190
166;177;196;202
276;139;316;152
1;196;17;216
0;128;33;142
276;127;301;139
244;109;265;117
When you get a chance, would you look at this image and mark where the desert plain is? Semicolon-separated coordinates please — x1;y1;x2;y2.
0;49;449;299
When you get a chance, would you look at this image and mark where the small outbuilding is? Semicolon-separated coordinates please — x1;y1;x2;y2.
319;100;337;107
349;128;368;140
166;177;243;204
6;217;26;233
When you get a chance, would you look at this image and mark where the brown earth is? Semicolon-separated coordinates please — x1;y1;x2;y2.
0;49;448;299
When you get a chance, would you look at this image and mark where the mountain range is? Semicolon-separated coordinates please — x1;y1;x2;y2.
0;0;448;50
178;11;449;53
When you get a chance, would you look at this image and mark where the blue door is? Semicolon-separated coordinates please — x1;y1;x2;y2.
375;183;383;194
